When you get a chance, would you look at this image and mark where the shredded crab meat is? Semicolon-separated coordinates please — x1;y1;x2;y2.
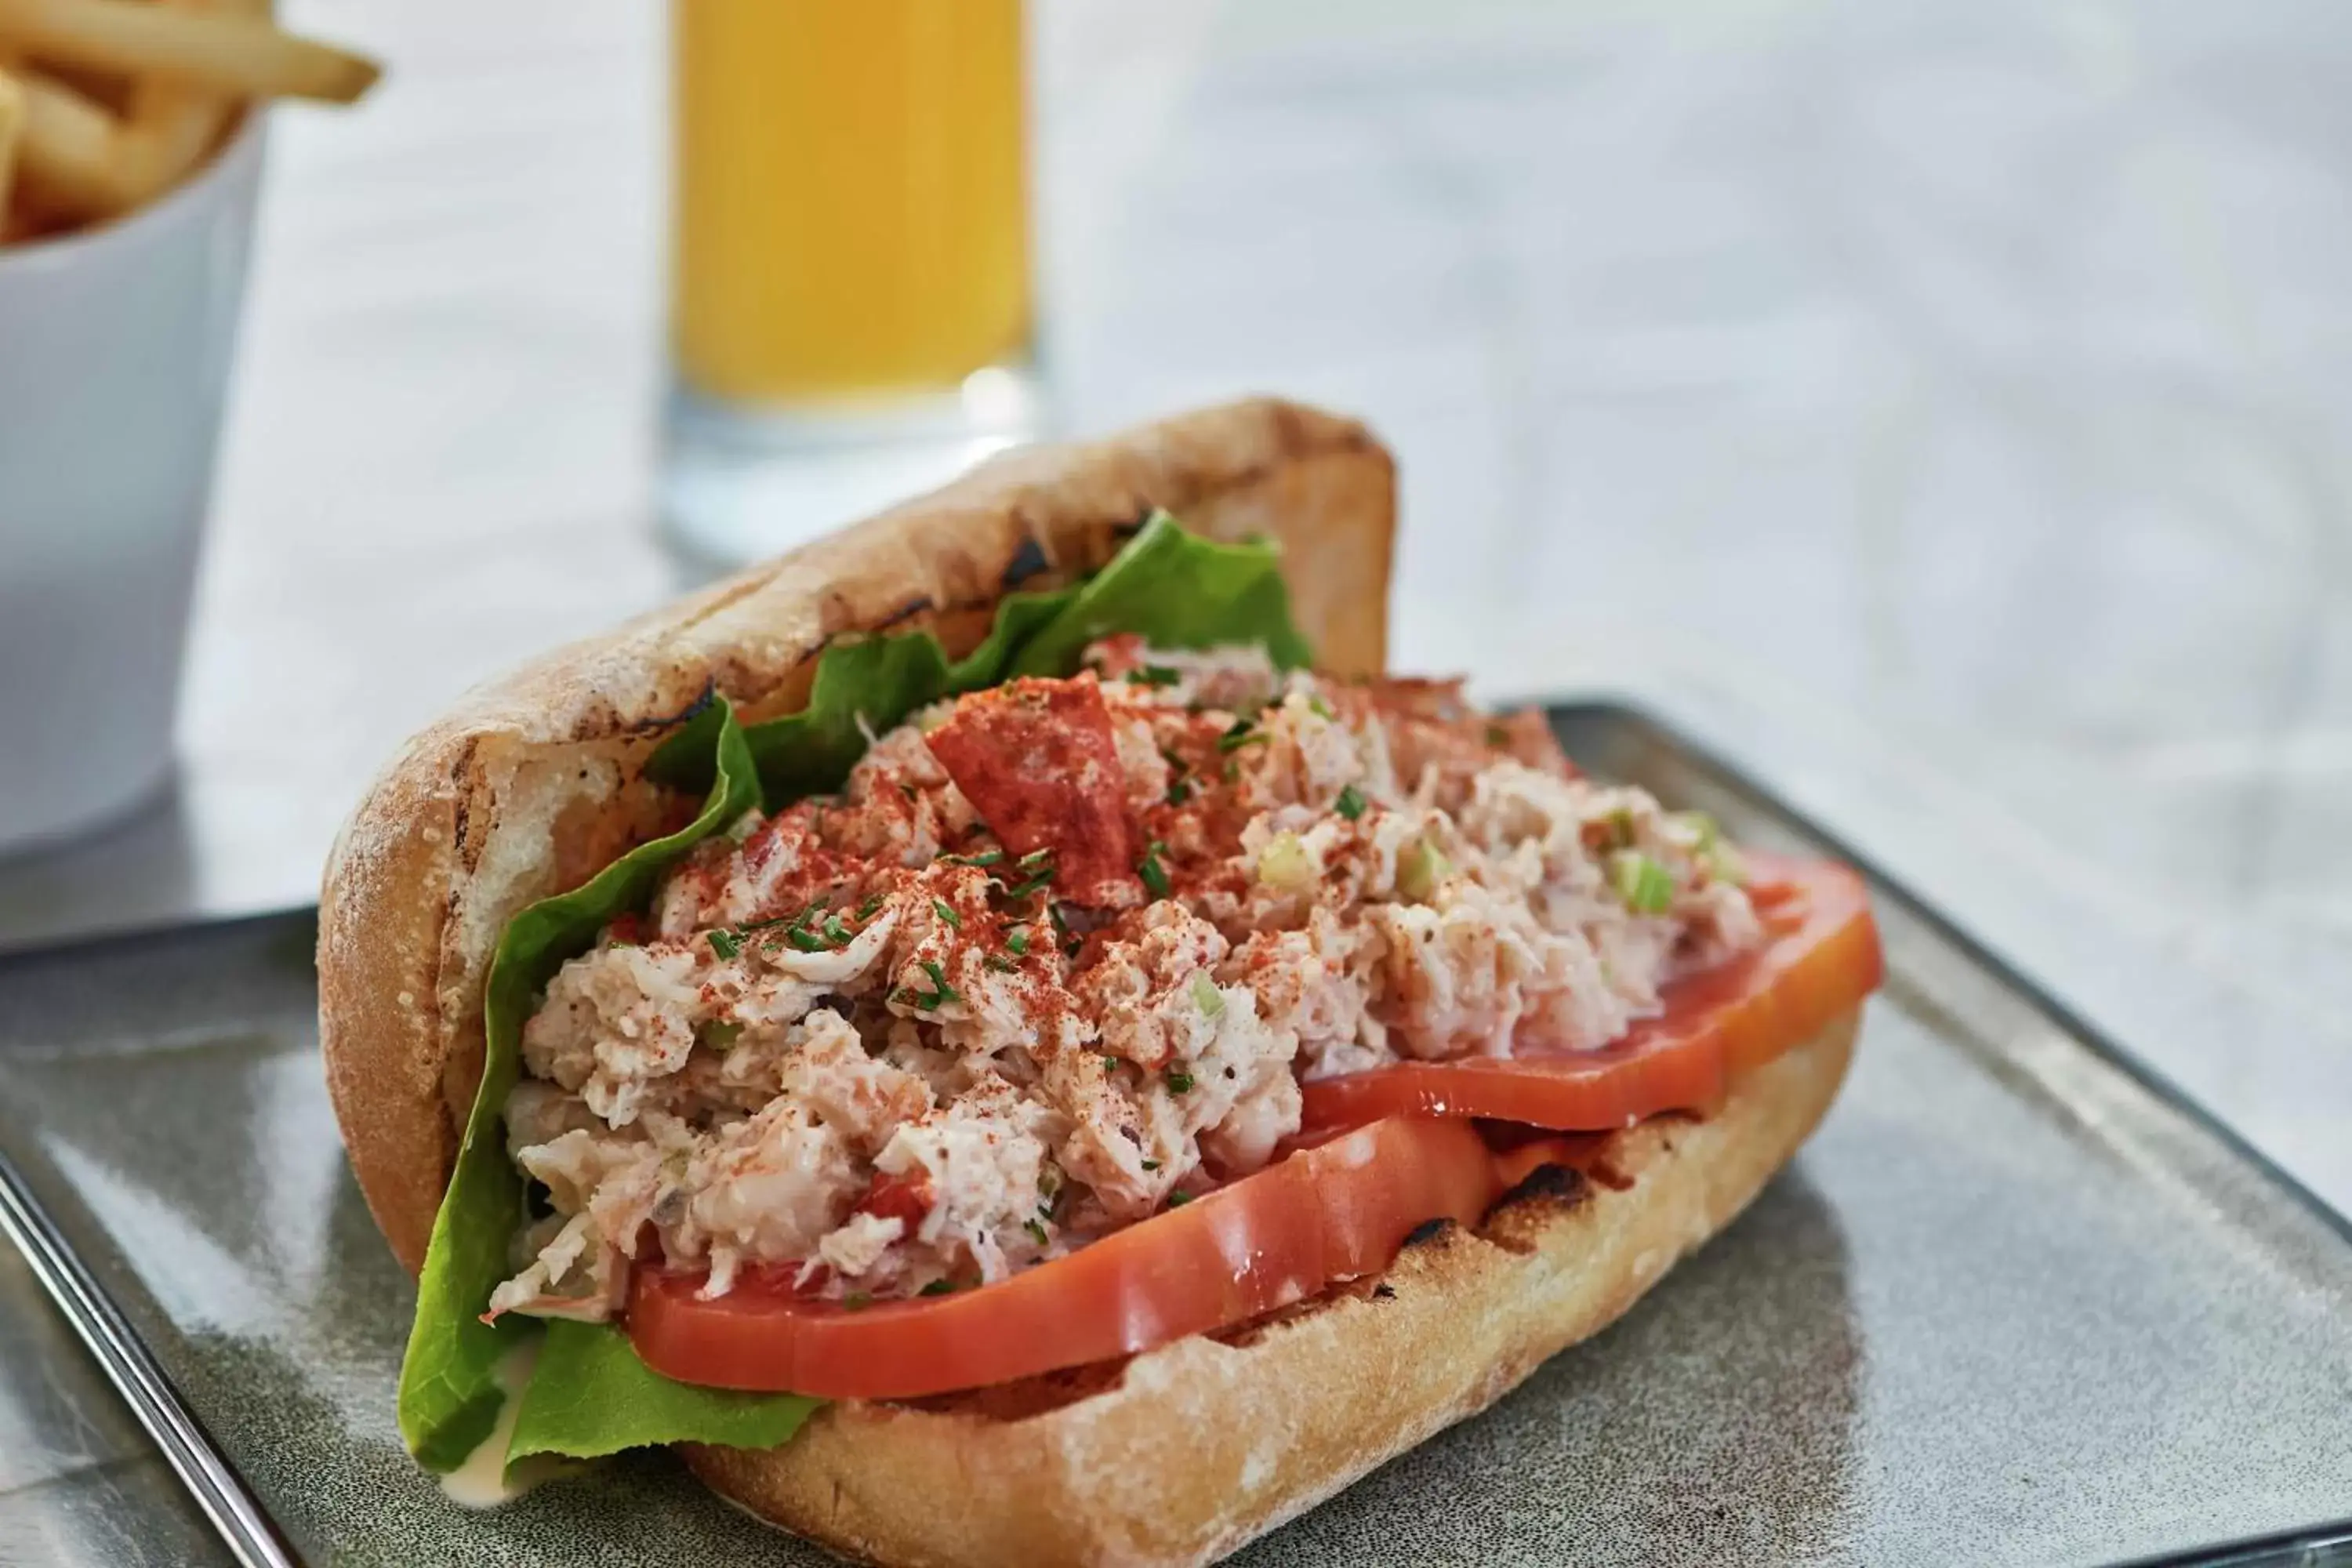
491;639;1761;1318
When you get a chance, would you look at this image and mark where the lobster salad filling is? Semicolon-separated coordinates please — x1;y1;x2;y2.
490;640;1761;1322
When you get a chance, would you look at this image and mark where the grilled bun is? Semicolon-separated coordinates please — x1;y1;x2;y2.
318;395;1855;1566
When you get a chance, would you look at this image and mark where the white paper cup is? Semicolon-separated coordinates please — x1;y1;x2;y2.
0;114;265;856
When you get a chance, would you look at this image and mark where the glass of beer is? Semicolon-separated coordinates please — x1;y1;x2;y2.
662;0;1035;570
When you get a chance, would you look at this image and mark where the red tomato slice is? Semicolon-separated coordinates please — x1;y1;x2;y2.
922;677;1137;906
628;1114;1502;1399
1298;854;1881;1135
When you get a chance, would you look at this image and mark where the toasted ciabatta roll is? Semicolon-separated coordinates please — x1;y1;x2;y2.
319;396;1857;1567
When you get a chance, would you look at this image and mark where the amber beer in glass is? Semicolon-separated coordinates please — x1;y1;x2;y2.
662;0;1034;567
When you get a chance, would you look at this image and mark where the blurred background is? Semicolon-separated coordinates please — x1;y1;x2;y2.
0;0;2346;1217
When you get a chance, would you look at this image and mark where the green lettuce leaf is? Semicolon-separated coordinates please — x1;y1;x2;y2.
508;1319;818;1463
740;586;1079;807
396;514;1316;1473
396;700;764;1472
1007;510;1313;677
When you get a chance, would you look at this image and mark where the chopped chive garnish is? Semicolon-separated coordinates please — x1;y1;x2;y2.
855;892;886;920
1165;1067;1196;1094
1125;664;1181;688
706;929;742;960
895;959;960;1011
1023;1218;1050;1245
1101;1054;1120;1073
918;1279;956;1297
932;898;963;931
1217;720;1266;753
1005;927;1030;956
1017;848;1054;869
1166;1192;1194;1208
822;915;852;946
1308;695;1334;720
1138;840;1171;898
939;848;1004;867
786;924;830;953
1334;783;1367;821
1004;871;1054;901
1141;1158;1161;1171
1167;779;1192;805
1160;747;1189;775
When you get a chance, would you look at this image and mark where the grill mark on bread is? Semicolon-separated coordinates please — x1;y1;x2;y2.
872;594;937;631
1490;1161;1592;1213
624;680;717;735
1401;1217;1455;1249
998;535;1051;589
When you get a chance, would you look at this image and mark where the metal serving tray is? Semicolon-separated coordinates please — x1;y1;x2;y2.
1;702;2348;1568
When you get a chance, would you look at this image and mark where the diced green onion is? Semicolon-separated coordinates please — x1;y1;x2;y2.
1166;1191;1194;1208
938;848;1004;868
706;929;742;960
1165;1067;1196;1094
918;1279;956;1298
1126;665;1181;688
1218;719;1267;753
1005;927;1030;956
699;1020;743;1052
1138;840;1172;898
1023;1218;1050;1246
1397;837;1451;902
1308;695;1335;720
932;898;963;931
1334;783;1367;821
1610;851;1676;914
855;893;886;920
1190;972;1225;1018
1256;831;1316;893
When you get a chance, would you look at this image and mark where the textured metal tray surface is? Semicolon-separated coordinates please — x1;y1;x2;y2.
0;702;2349;1567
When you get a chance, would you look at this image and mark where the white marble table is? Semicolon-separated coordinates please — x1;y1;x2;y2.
5;0;2350;1558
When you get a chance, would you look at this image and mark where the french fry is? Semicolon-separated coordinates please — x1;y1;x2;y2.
13;62;212;220
0;0;376;106
121;0;230;208
0;67;24;218
13;66;129;216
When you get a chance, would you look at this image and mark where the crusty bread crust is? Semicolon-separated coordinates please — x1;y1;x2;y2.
318;397;1396;1272
681;1012;1857;1568
318;394;1862;1567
